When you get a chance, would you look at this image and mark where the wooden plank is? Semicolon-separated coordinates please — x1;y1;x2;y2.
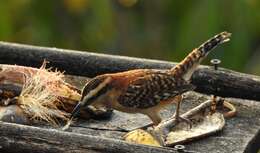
0;42;260;101
0;91;259;153
0;121;179;153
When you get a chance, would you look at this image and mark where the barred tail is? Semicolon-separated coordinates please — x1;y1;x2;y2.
171;31;231;80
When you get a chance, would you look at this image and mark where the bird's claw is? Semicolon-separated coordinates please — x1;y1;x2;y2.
174;115;192;129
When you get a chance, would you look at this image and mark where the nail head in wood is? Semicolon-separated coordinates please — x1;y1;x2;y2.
210;59;221;70
174;144;185;151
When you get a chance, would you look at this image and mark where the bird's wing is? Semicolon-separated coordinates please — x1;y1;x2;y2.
118;72;195;109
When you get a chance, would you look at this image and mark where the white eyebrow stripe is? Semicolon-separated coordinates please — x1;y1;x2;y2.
81;77;112;104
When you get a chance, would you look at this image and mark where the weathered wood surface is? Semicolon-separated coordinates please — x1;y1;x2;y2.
0;90;259;153
0;42;260;101
0;121;182;153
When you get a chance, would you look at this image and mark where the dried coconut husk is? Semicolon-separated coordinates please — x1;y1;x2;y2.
0;63;81;102
4;61;79;126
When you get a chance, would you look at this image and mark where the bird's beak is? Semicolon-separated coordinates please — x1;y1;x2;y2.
70;102;82;119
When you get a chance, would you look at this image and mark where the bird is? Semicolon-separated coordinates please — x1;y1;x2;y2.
70;32;231;126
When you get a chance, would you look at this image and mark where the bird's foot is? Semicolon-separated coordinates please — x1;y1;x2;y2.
173;115;192;129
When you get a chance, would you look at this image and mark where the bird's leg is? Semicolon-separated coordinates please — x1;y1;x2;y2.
172;95;192;128
172;95;182;120
133;112;162;130
148;112;162;126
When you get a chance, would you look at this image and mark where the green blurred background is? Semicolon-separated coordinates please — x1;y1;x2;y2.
0;0;260;75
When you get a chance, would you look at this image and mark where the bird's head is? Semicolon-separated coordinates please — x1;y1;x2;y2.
70;75;112;119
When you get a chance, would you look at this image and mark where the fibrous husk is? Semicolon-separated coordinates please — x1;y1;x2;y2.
0;63;81;102
15;61;78;125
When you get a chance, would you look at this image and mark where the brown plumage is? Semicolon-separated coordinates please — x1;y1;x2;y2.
70;32;231;125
